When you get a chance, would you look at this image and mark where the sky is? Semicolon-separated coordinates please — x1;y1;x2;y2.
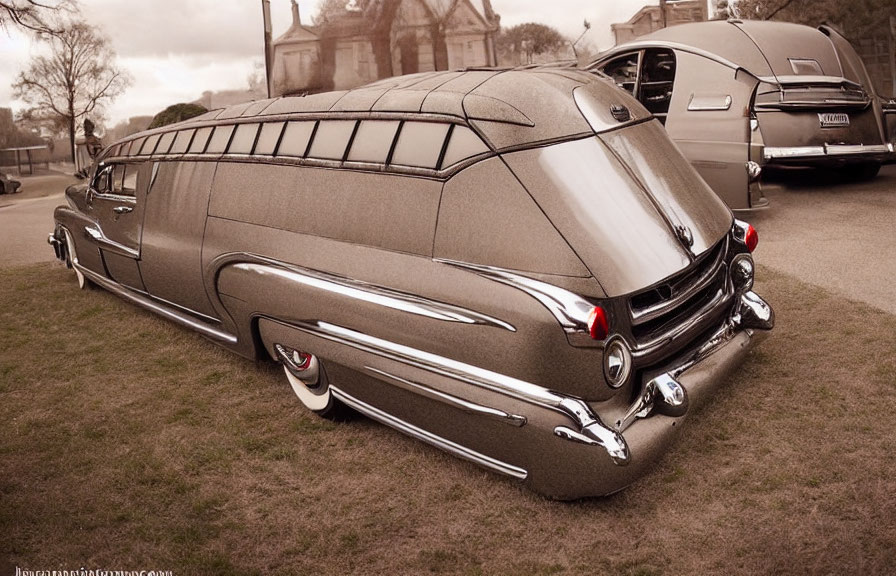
0;0;690;127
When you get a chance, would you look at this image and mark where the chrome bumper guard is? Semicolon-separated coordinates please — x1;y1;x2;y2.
554;290;774;465
763;143;894;161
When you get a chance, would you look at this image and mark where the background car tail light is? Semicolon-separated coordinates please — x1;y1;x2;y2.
588;306;609;340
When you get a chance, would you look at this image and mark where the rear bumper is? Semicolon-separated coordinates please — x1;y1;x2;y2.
531;290;773;499
763;143;894;165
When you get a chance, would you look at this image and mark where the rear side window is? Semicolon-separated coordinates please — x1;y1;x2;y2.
139;134;161;156
206;125;235;154
276;121;315;157
346;120;400;164
254;122;285;156
170;129;194;154
308;120;356;160
156;131;176;155
228;123;259;154
189;127;213;153
441;126;489;168
391;122;450;169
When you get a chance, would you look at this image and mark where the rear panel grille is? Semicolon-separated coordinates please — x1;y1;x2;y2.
628;238;729;349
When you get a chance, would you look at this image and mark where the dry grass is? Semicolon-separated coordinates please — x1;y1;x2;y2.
1;262;895;575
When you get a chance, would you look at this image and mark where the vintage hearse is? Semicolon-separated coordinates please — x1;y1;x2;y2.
49;68;773;499
588;20;896;210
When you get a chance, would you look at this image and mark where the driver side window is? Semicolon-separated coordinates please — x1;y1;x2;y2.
92;163;137;197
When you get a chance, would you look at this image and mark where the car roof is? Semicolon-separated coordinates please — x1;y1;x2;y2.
135;68;643;152
601;20;844;81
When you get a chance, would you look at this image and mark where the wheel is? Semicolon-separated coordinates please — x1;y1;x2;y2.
275;344;351;420
844;162;881;181
62;228;92;290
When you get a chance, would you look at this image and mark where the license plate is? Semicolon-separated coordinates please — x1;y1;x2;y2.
818;112;849;128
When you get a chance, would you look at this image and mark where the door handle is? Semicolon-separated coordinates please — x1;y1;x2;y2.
113;206;133;215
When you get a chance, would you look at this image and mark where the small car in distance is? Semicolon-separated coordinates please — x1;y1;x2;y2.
49;68;773;499
588;20;895;210
0;171;22;195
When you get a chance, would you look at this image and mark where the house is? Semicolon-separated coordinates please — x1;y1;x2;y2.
611;0;707;45
271;0;500;96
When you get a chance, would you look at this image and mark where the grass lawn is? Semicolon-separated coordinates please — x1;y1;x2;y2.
1;262;894;575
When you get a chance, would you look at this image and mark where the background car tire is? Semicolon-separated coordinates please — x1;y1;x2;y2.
844;162;881;181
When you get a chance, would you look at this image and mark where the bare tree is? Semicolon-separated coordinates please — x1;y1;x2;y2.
12;18;130;164
0;0;69;35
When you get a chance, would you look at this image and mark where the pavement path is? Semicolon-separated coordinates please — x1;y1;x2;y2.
750;164;896;315
0;172;77;268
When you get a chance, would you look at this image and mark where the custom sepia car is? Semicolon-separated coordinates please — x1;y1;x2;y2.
588;20;895;210
49;68;773;499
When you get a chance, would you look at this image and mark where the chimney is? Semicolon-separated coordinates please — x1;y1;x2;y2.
292;0;301;26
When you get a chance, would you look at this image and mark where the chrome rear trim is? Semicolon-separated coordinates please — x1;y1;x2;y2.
330;385;529;480
764;143;894;160
231;259;515;332
364;366;527;427
73;261;237;344
435;258;597;347
629;243;725;326
279;318;630;464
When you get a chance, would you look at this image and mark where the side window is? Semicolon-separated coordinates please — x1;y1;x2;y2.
156;131;176;155
171;129;195;154
120;164;138;196
189;127;213;153
390;121;450;169
639;49;676;122
276;121;315;157
308;120;356;160
139;134;161;156
228;123;259;154
206;125;235;154
92;165;114;194
601;53;640;94
254;122;285;156
346;120;400;164
441;125;489;168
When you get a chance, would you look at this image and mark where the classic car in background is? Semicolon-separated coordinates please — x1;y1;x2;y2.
0;171;22;195
588;20;895;210
48;68;773;499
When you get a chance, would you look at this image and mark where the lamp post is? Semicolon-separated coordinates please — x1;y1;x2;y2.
261;0;273;98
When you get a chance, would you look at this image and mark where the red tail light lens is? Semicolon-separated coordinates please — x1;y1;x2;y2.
588;306;609;340
745;224;758;253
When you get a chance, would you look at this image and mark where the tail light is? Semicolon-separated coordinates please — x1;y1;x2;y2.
733;219;759;253
588;306;609;340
